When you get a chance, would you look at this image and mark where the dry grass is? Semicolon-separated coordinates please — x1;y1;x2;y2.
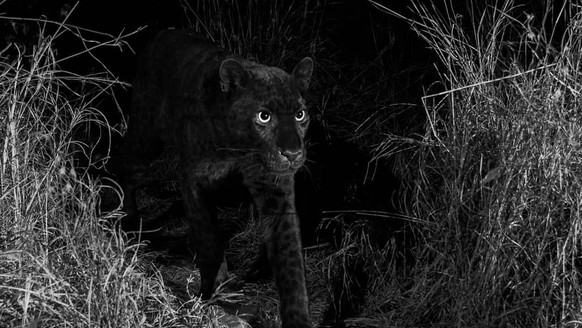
0;17;233;328
364;0;582;326
182;0;325;67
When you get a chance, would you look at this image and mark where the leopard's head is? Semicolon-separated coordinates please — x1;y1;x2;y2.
219;57;313;175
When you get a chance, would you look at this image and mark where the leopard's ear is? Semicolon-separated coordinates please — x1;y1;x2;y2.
219;58;248;92
292;57;314;91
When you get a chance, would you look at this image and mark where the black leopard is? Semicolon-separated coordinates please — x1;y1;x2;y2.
121;29;314;328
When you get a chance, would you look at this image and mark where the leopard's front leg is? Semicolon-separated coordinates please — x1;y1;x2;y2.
248;174;311;328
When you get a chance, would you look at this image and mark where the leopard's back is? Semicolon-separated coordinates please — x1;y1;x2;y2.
128;31;231;161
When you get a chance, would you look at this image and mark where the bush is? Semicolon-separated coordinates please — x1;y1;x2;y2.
0;20;226;328
368;0;582;326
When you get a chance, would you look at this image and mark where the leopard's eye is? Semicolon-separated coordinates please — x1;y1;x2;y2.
257;110;271;124
295;109;307;122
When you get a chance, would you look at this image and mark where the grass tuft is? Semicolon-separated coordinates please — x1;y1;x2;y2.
368;0;582;326
0;17;229;328
182;0;325;67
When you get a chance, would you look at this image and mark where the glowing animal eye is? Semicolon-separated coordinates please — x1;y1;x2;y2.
295;109;306;122
257;110;271;123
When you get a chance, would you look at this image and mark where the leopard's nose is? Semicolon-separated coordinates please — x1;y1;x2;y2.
280;149;302;162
